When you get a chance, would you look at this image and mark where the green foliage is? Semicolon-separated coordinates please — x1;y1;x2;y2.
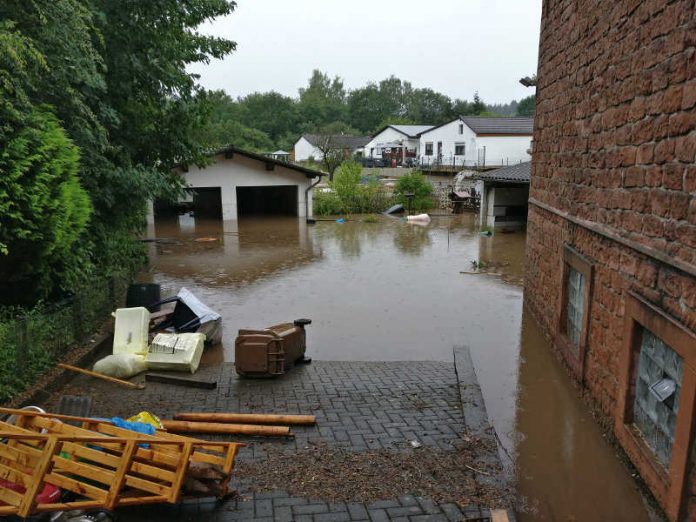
517;95;536;117
394;171;434;212
0;107;92;302
313;162;393;216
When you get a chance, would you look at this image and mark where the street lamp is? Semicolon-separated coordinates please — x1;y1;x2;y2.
404;192;415;215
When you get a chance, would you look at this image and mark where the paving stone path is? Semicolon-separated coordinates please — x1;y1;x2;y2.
49;357;510;521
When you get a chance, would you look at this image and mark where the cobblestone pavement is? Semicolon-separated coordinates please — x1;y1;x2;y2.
49;359;509;521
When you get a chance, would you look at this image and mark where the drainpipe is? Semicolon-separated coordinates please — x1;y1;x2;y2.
305;175;322;223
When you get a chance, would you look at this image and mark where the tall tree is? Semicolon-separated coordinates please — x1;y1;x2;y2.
297;70;347;130
517;94;536;117
237;91;298;142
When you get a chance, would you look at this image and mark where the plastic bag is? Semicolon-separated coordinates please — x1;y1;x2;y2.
92;353;148;379
128;411;163;430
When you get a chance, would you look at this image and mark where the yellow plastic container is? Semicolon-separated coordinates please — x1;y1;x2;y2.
113;307;150;355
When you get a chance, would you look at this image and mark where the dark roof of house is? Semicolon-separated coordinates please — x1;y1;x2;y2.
176;145;325;178
301;134;371;149
476;161;531;183
460;116;534;135
371;124;434;139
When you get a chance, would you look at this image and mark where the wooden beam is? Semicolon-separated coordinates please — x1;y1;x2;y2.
174;412;315;425
161;420;291;437
57;363;145;390
145;374;217;389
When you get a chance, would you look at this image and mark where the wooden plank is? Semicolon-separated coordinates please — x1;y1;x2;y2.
146;374;217;389
168;441;193;503
17;436;58;518
105;439;136;510
0;441;40;468
61;442;121;469
44;472;108;501
0;462;32;487
188;451;225;467
161;420;291;437
51;455;115;486
0;484;23;507
129;460;176;483
57;363;145;390
123;474;171;496
174;412;316;425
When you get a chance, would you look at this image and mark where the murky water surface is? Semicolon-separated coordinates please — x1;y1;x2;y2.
143;215;652;521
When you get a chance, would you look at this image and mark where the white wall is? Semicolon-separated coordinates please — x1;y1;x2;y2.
419;119;478;166
294;137;323;161
364;127;419;158
476;136;532;167
170;153;317;220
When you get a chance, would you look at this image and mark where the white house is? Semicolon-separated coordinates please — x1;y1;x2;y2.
293;134;370;162
150;146;324;223
418;116;533;168
362;124;434;166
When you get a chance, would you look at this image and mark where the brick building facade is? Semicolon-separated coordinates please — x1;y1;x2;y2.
525;1;695;520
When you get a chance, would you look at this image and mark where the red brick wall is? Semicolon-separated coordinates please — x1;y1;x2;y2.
526;0;696;519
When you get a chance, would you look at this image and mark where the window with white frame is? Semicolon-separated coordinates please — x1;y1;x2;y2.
633;328;682;468
565;267;585;348
454;143;466;156
425;142;433;156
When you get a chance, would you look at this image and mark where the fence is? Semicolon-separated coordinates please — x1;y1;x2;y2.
0;270;134;402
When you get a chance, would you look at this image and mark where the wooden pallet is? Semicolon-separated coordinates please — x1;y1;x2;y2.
0;408;243;517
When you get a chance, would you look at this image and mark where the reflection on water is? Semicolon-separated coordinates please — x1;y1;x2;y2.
140;214;650;521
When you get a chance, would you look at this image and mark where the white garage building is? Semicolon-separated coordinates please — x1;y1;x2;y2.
149;146;325;223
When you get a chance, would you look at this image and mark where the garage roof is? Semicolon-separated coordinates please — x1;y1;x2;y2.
476;161;531;183
215;146;326;178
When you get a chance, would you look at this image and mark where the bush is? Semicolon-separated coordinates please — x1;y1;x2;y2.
0;107;92;303
313;161;394;216
394;171;434;212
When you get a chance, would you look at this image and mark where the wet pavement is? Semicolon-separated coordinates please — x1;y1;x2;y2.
140;214;655;521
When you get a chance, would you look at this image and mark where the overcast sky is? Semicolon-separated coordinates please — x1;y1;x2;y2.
190;0;542;105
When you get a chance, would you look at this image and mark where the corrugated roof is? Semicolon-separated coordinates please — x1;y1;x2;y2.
476;161;531;183
302;134;371;149
460;116;533;135
389;124;434;137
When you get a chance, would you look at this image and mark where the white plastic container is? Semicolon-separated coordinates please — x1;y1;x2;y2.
113;307;150;355
145;333;205;373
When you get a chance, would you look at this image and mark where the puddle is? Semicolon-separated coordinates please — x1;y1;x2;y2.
141;214;652;521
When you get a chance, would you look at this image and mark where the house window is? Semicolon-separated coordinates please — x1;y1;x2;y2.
454;143;466;156
633;329;682;468
425;142;433;156
458;123;464;135
565;268;585;348
556;245;593;380
616;292;696;520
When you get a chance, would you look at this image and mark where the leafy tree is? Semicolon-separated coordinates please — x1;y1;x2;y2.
237;91;298;142
470;92;487;115
347;84;389;134
517;94;536;117
298;70;347;130
405;88;452;123
0;108;92;302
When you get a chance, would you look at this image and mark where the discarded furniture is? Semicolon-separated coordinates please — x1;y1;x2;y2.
145;333;205;373
126;284;161;311
0;408;242;517
147;288;222;344
113;307;150;355
234;319;312;378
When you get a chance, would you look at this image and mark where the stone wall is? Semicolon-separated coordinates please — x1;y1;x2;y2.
526;0;695;519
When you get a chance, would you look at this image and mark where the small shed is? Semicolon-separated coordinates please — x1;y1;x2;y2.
475;161;531;229
151;146;324;222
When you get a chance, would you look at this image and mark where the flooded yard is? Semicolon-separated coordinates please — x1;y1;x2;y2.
142;214;653;521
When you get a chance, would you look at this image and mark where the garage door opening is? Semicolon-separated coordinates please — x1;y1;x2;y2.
154;187;222;220
236;186;298;218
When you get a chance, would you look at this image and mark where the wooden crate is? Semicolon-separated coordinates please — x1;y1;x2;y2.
0;408;243;517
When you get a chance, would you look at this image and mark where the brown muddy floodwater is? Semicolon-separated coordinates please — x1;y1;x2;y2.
142;214;653;521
